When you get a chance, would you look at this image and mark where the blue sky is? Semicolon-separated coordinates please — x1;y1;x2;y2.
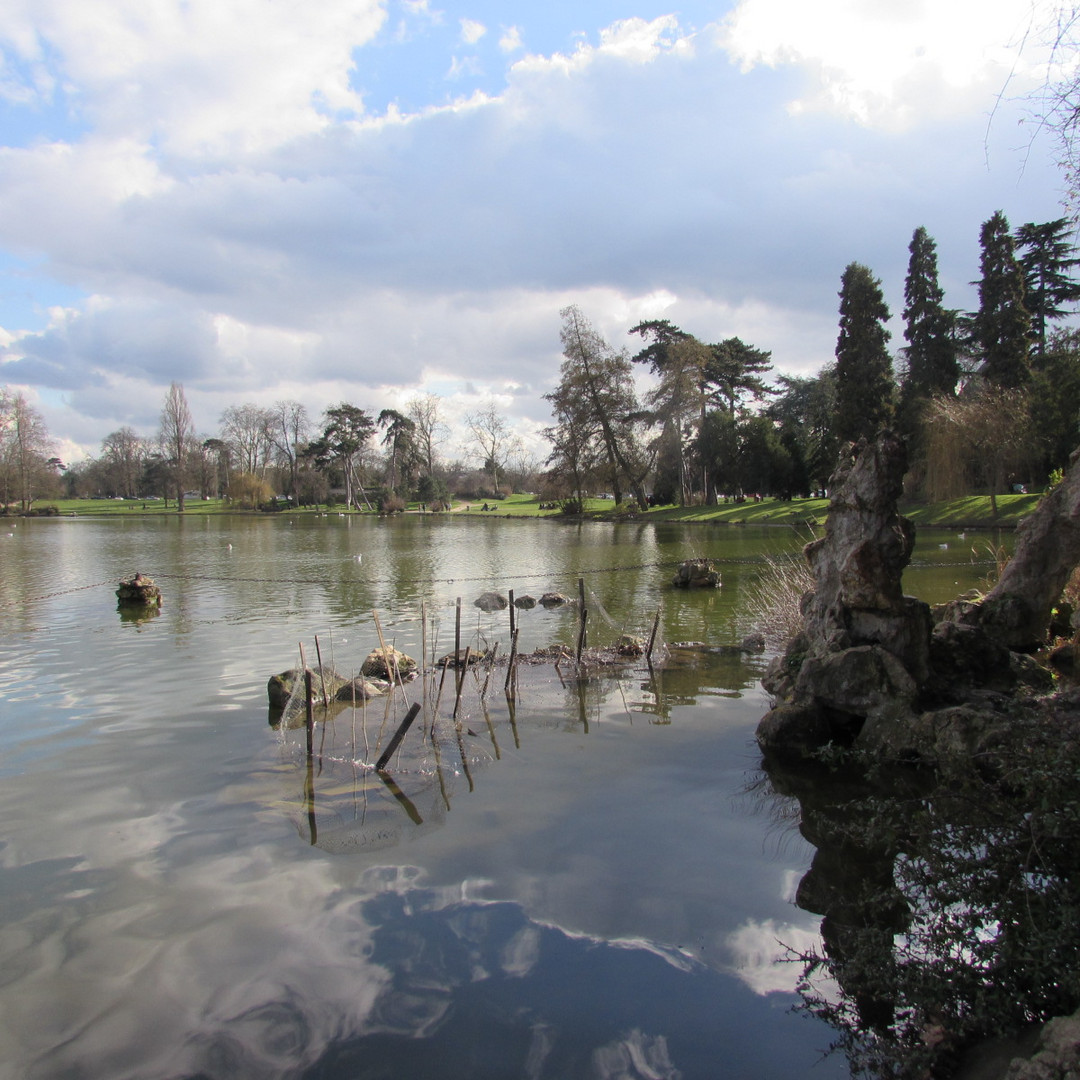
0;0;1074;462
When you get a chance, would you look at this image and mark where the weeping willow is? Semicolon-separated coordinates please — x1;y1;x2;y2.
922;386;1034;506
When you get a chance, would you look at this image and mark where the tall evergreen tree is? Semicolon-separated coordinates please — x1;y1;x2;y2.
974;211;1032;388
1014;218;1080;357
834;262;896;443
901;226;958;404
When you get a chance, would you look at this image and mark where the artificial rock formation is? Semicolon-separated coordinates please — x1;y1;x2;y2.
116;572;162;607
758;431;931;758
672;559;720;588
756;430;1063;762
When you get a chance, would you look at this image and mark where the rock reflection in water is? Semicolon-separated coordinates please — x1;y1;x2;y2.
761;736;1080;1079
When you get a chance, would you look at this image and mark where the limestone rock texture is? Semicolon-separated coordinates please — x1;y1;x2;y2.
757;430;1070;763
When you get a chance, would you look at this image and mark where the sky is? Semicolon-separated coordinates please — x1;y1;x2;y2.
0;0;1075;465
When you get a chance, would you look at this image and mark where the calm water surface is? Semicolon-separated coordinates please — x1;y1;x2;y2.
0;515;993;1080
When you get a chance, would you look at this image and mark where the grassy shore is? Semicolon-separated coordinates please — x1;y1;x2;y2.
21;490;1045;527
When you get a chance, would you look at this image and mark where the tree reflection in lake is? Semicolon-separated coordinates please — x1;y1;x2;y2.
760;712;1080;1078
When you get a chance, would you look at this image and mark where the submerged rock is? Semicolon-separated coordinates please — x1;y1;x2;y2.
474;591;508;612
539;592;570;608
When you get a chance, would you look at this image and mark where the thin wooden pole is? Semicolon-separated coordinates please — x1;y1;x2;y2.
433;657;451;722
304;667;314;756
298;642;314;755
576;608;588;663
314;634;329;705
421;600;428;717
504;627;519;691
577;577;587;657
373;610;408;708
509;588;516;639
375;702;422;771
452;646;471;719
454;597;462;694
480;641;499;699
646;607;661;662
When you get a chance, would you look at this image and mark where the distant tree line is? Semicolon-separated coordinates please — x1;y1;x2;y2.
6;210;1078;515
54;385;540;512
542;214;1080;511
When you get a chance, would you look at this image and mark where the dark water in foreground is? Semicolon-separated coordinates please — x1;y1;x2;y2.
0;515;993;1079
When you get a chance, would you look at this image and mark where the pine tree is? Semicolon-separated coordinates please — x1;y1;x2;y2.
1014;218;1080;358
901;227;958;403
974;211;1032;388
835;262;895;443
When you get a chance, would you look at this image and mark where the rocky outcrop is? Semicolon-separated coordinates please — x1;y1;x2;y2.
116;572;162;607
933;451;1080;652
756;430;1063;763
267;668;384;710
539;592;570;608
474;591;508;612
758;431;932;757
360;647;418;680
672;558;720;588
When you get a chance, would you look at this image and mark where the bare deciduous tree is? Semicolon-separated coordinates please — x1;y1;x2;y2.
464;401;521;496
406;393;447;478
159;382;196;511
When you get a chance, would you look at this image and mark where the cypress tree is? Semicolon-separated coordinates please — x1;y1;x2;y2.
835;262;896;443
1014;217;1080;358
901;226;958;400
974;211;1032;388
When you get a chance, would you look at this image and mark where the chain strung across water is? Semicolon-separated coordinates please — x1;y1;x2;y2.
2;554;1000;611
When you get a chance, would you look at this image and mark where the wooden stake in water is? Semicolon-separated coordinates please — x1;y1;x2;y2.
646;607;661;662
480;641;499;699
304;667;314;757
421;600;428;716
373;610;408;708
508;589;516;639
314;634;329;706
576;608;588;663
299;642;314;755
577;577;587;657
375;702;422;771
452;646;471;719
504;628;519;692
453;600;462;691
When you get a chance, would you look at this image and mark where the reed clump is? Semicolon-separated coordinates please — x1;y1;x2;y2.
741;552;814;648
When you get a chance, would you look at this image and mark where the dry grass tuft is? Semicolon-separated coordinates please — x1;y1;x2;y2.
740;552;815;648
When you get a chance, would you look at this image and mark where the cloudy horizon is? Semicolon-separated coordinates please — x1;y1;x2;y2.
0;0;1073;466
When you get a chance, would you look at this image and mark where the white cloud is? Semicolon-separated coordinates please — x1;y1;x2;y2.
499;25;523;54
460;17;486;45
719;0;1057;128
726;917;824;996
0;3;1070;460
1;0;386;157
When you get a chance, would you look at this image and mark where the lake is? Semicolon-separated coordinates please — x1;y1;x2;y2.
0;513;994;1080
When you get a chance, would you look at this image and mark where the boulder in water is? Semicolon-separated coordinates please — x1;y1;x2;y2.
672;559;720;588
360;647;418;680
116;572;162;607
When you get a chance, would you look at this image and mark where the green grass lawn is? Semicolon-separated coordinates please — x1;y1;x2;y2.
21;490;1045;528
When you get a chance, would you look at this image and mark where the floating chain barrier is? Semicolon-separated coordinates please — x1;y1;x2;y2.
1;553;1000;612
